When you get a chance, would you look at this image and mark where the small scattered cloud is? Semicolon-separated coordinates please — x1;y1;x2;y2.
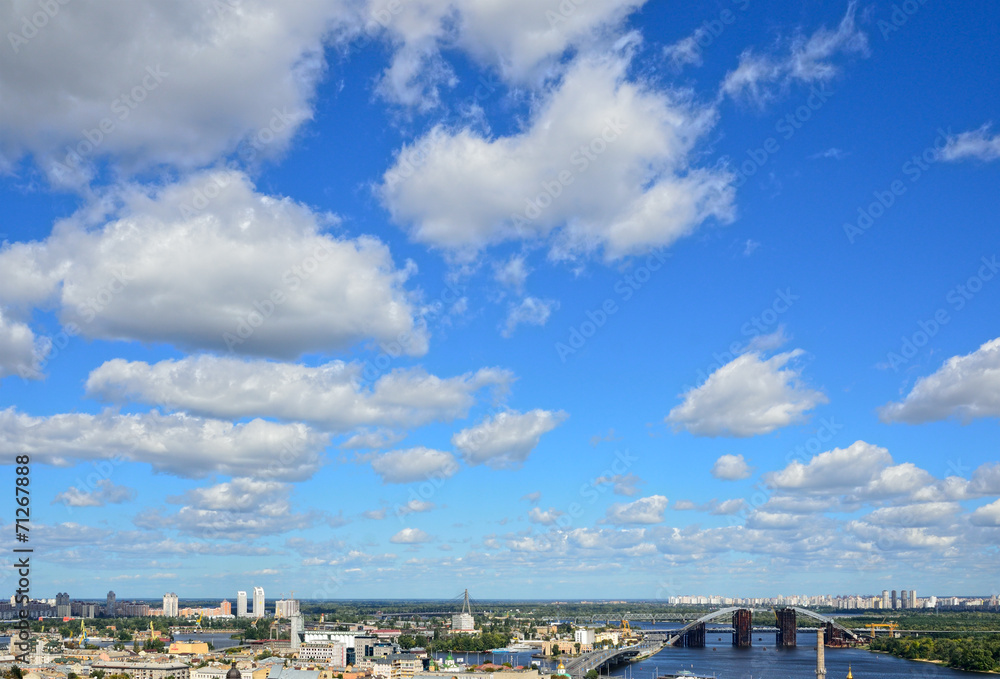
940;124;1000;162
370;447;459;484
390;528;433;544
604;495;668;525
711;454;754;481
53;480;136;507
528;507;564;525
594;473;645;496
721;2;868;106
810;147;848;160
502;297;559;338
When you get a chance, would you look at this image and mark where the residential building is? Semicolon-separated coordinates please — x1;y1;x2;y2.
237;591;248;618
221;600;232;616
106;591;117;616
92;661;190;679
55;593;71;618
253;587;265;618
275;599;300;618
298;643;348;665
163;593;179;618
574;629;595;645
389;653;421;679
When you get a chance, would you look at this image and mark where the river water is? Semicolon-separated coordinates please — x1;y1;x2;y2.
448;622;978;679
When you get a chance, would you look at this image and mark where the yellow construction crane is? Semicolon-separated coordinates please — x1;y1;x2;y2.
79;619;87;645
620;619;637;643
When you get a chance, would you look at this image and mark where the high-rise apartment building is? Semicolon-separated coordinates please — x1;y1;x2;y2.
106;591;117;616
237;591;248;618
881;590;890;609
909;589;917;608
163;593;179;617
275;599;300;618
56;592;71;617
221;600;232;616
900;590;908;609
891;590;897;609
253;586;265;618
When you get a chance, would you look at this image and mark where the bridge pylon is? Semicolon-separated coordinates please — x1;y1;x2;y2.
775;608;797;647
681;623;705;648
732;609;752;648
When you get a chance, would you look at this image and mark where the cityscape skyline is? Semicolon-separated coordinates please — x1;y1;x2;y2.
2;0;999;599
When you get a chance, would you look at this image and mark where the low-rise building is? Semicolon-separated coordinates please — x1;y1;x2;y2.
91;661;190;679
297;643;348;666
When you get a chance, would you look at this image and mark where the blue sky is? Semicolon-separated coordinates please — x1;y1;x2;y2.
1;0;999;601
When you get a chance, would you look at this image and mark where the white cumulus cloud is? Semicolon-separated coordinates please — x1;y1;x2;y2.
878;337;1000;424
604;495;668;525
0;171;426;360
667;349;826;437
452;409;567;469
86;356;510;431
379;52;734;261
390;527;433;544
0;408;328;480
0;0;357;185
370;447;459;484
711;453;754;480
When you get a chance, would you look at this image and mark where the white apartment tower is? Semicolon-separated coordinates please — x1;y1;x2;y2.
237;591;248;618
275;599;300;618
163;592;179;617
253;586;265;618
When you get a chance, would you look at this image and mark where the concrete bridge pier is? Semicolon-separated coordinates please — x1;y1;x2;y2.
776;608;797;647
732;609;752;648
682;623;705;648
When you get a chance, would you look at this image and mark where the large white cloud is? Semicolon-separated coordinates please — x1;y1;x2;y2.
765;441;893;492
0;171;426;360
86;356;510;431
970;499;1000;527
379;52;734;260
452;408;566;469
878;337;1000;424
0;0;359;184
367;0;648;106
142;478;321;540
0;408;327;480
667;349;826;437
864;502;961;528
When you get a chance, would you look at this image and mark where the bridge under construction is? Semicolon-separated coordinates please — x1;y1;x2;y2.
667;607;861;648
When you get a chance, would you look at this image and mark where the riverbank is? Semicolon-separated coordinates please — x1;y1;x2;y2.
869;637;1000;673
